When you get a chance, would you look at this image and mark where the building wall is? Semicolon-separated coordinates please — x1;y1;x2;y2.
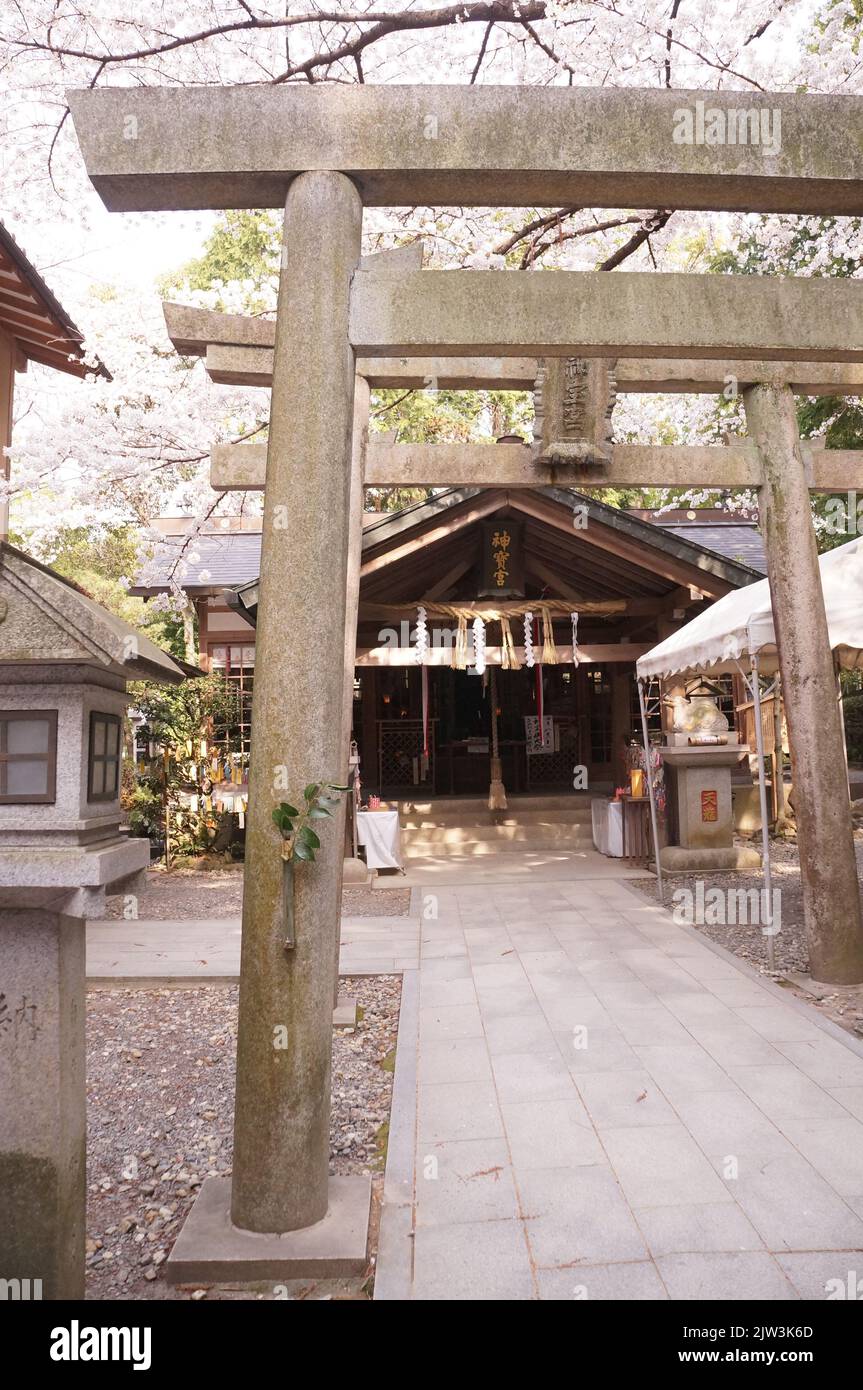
0;327;16;541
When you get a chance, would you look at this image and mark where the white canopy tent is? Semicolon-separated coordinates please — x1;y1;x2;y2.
638;533;863;681
634;534;863;968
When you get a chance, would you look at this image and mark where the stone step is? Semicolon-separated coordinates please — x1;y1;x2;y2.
398;806;594;829
401;823;595;847
403;836;595;858
371;793;604;862
389;793;602;815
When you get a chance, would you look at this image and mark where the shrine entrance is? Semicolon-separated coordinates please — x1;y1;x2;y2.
367;663;613;797
341;486;759;803
218;485;761;805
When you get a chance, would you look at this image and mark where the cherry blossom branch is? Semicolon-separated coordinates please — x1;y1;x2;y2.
597;211;673;271
5;2;549;68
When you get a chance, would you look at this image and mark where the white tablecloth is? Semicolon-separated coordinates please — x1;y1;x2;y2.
591;798;625;857
356;810;403;870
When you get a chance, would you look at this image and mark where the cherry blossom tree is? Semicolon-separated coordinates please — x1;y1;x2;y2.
0;0;860;560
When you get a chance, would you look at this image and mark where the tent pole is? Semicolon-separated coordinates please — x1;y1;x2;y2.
637;676;664;905
772;673;785;827
750;654;776;974
835;656;850;794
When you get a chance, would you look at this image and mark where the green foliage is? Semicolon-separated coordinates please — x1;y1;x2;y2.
42;522;141;579
371;387;532;446
127;674;242;859
272;783;350;863
366;387;533;511
16;522;187;659
160;209;281;312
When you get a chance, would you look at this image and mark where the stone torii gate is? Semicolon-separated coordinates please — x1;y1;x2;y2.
69;83;863;1278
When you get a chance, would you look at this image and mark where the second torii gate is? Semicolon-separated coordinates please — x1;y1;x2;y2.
69;81;863;1281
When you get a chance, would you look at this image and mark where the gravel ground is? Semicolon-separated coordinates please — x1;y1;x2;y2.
627;832;863;1039
103;865;410;920
85;975;401;1301
343;886;411;917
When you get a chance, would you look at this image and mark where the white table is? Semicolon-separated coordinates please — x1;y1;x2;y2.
592;796;651;861
591;797;624;857
356;809;404;871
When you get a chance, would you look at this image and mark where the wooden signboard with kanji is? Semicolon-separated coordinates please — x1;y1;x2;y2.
479;520;524;598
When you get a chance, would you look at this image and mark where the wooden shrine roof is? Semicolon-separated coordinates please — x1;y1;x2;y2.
210;487;762;627
0;220;106;378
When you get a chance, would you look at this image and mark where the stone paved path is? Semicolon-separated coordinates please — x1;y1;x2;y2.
375;877;863;1301
86;915;420;983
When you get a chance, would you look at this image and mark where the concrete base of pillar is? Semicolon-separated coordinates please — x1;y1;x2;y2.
659;845;762;874
333;996;358;1028
342;855;372;886
0;909;85;1300
166;1175;371;1284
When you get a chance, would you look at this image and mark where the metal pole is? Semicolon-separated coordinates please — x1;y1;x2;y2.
836;657;850;790
637;676;664;905
351;747;360;862
772;672;785;825
749;653;777;973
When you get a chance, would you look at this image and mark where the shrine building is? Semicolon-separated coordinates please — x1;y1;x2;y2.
134;488;764;798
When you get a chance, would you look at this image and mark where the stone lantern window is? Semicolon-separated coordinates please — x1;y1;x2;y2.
0;708;58;803
87;711;121;802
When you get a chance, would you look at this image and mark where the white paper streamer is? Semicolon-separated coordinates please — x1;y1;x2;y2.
415;605;428;664
571;611;579;664
472;616;486;676
523;610;535;669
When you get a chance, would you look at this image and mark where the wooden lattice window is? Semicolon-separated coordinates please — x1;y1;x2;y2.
88;712;122;802
0;710;58;804
209;643;255;757
585;666;612;764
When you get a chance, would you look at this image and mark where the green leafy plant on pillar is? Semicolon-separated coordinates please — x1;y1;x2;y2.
272;783;350;950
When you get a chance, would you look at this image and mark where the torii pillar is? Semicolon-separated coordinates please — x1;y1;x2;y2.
168;171;372;1281
744;384;863;984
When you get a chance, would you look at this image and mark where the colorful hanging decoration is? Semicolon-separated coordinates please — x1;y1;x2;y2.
570;611;579;665
523;610;535;668
499;615;521;670
415;605;428;664
472;616;487;675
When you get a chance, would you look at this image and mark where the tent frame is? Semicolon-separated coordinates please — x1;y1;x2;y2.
734;649;777;973
636;675;665;905
637;637;779;971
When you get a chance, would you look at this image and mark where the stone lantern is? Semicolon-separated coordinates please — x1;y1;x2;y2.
0;542;188;1298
